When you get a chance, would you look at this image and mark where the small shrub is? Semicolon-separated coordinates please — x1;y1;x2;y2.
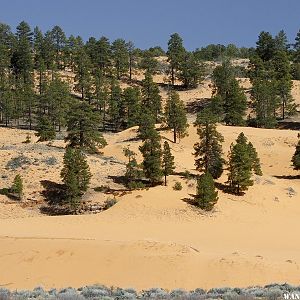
127;181;145;190
6;155;31;170
22;134;31;144
182;170;193;180
94;185;110;193
141;288;169;299
10;174;23;200
42;156;58;166
173;182;182;191
103;197;117;210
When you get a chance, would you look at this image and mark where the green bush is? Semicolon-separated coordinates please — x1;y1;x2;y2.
10;174;23;200
103;197;117;210
173;182;183;191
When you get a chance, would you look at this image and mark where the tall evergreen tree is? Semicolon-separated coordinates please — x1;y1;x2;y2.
162;141;175;186
11;21;33;84
35;115;56;142
111;38;129;79
74;48;93;100
61;147;91;209
65;101;107;153
195;172;218;211
178;51;204;88
123;86;141;128
164;90;188;143
167;33;186;85
139;116;162;185
227;132;262;194
50;25;66;69
193;108;224;179
141;71;162;121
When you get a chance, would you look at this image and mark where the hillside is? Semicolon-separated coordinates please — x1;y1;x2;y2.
0;123;299;290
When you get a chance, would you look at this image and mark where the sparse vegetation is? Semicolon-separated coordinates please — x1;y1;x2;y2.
173;181;182;191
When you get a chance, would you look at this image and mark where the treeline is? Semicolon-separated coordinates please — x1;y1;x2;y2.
0;21;206;133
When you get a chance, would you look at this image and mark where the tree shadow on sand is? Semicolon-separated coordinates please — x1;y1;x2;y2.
274;174;300;180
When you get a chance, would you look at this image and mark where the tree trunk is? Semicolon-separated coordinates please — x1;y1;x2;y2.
164;174;167;186
173;128;177;143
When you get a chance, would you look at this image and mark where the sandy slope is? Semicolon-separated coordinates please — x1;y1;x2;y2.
0;124;299;290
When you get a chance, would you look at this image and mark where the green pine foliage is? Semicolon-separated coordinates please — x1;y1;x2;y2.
61;147;92;209
35;115;56;142
65;101;107;153
164;90;189;143
123;86;141;128
139;118;162;186
292;138;300;170
227;132;262;194
212;60;247;125
194;108;225;179
195;172;218;211
10;174;23;200
141;71;162;122
167;33;186;86
123;146;143;189
162;141;175;186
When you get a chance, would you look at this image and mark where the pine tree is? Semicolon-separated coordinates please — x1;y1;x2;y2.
178;52;204;88
139;51;158;74
223;78;247;126
139;118;162;185
167;33;186;85
251;79;278;128
248;142;263;176
65;101;107;153
138;109;156;140
162;141;175;186
35;115;56;142
11;21;33;84
256;31;275;62
61;147;91;209
123;86;141;128
292;138;300;170
194;108;224;179
212;60;247;125
74;48;93;100
272;50;296;119
123;146;143;188
141;71;162;122
108;79;126;130
164;90;188;143
10;174;23;200
227;132;262;194
95;36;112;75
195;172;218;211
274;30;288;52
111;38;129;79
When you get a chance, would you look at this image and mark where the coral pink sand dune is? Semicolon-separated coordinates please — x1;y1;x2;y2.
0;124;300;290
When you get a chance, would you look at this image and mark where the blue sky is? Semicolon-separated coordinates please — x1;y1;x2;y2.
0;0;299;50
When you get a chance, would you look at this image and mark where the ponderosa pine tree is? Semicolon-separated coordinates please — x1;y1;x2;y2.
123;86;141;128
212;60;247;125
139;51;158;74
178;51;204;89
61;147;91;210
95;36;112;75
255;31;276;62
162;141;175;186
35;115;56;142
74;48;93;100
250;78;278;128
139;115;162;185
11;21;33;84
50;25;66;69
141;71;162;122
195;172;218;211
194;108;224;179
227;132;262;194
167;33;186;86
123;146;143;188
164;90;188;143
272;50;296;119
109;79;126;131
65;101;107;153
111;38;129;79
39;78;70;131
292;138;300;170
